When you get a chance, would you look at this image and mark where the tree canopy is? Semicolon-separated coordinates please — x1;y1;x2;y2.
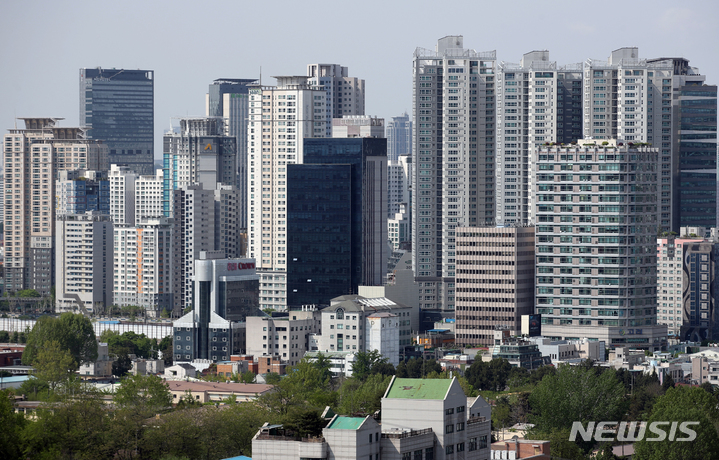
529;364;627;433
22;313;98;368
634;386;719;460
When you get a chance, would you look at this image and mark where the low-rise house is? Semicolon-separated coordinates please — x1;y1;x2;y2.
216;360;249;378
491;439;551;459
131;358;165;376
78;342;113;377
165;380;273;404
165;363;197;380
305;351;356;378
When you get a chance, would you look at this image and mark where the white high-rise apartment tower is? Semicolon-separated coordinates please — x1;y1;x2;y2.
495;51;583;225
581;47;715;232
307;64;365;137
247;76;328;309
412;36;497;312
4;118;108;295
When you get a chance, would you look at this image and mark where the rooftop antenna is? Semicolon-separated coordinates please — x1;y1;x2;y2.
259;66;262;86
14;109;16;129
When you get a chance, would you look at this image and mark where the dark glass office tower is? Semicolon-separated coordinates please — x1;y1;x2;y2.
675;84;718;228
286;138;387;306
80;68;154;175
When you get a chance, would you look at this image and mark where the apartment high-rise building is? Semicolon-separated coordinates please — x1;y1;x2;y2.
80;68;154;175
113;217;172;315
412;36;497;313
495;51;583;225
386;111;412;163
162;117;237;217
657;235;719;341
56;212;113;314
307;63;365;136
169;184;240;315
534;140;667;350
582;48;716;232
331;116;384;138
247;76;328;310
285;138;387;307
110;164;171;315
206;78;257;228
4;118;109;295
657;62;718;229
388;203;410;251
454;226;535;347
388;154;411;218
172;186;216;314
108;164;136;225
56;170;110;216
214;184;242;259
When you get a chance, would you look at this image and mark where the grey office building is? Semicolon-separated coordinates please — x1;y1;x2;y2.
80;68;154;175
386;112;412;163
206;79;256;229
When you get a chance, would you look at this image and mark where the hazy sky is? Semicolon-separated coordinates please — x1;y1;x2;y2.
2;0;718;161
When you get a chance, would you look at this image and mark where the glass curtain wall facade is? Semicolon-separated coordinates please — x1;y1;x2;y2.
286;164;353;306
286;138;387;306
80;68;154;175
675;84;718;228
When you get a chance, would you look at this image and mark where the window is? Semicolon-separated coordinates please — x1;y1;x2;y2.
457;405;465;413
425;447;434;460
457;443;464;452
445;407;454;415
446;445;454;455
479;435;488;449
457;422;465;431
446;424;454;434
469;437;477;451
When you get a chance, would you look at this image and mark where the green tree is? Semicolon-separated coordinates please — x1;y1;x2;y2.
529;364;626;434
21;391;109;459
465;358;513;391
0;390;26;460
264;372;281;385
284;409;325;437
114;374;172;415
112;350;132;377
492;395;512;433
351;350;392;381
260;356;336;416
634;386;719;460
32;340;76;392
338;373;392;416
159;335;174;366
16;289;40;298
240;371;256;383
23;313;98;367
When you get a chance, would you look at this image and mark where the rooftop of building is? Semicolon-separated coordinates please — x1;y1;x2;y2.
326;416;367;430
384;377;452;400
326;295;409;313
164;380;273;395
